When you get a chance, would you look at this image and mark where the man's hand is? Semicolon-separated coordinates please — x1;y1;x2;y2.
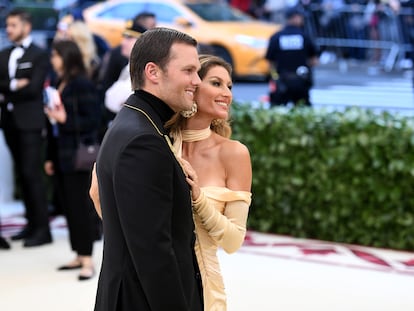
16;78;29;89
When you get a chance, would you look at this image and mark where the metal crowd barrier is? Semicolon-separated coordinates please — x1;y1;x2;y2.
303;3;414;71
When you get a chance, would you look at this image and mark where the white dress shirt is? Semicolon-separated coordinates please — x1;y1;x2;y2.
8;36;32;91
105;64;133;113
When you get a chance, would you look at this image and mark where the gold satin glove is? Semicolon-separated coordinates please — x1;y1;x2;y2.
193;190;250;254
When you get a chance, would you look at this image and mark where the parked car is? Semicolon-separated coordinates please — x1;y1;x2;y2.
60;0;280;79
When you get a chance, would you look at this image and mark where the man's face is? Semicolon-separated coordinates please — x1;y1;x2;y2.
293;14;304;27
157;43;201;112
140;17;156;30
6;16;30;43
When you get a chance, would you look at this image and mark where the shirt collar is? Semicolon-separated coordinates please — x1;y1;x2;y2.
134;90;175;126
14;36;32;49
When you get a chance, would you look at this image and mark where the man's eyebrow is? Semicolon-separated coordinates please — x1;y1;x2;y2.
183;64;199;71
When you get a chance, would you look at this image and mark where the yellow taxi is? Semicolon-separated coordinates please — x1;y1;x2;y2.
61;0;280;79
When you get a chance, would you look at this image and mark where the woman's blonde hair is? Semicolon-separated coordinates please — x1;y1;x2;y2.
67;21;98;75
166;54;233;138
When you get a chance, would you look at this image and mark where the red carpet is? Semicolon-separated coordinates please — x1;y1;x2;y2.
3;200;414;278
242;231;414;277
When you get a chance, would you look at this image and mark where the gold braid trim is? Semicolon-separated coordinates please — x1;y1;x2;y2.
123;103;186;176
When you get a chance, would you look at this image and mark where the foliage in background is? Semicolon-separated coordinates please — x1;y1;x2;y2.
231;103;414;251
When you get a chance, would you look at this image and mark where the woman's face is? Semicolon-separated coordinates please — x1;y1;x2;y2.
195;65;232;120
50;49;64;77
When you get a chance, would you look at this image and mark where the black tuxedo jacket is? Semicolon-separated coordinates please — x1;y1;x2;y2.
0;43;49;130
94;90;203;311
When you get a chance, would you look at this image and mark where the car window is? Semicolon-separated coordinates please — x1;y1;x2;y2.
96;1;183;23
96;2;147;20
185;2;251;22
145;3;182;24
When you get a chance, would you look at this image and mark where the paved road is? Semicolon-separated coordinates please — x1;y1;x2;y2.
2;201;414;311
232;63;414;114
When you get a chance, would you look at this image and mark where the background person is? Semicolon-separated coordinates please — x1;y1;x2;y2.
0;8;52;247
45;39;101;281
104;17;148;115
265;6;319;106
55;20;102;82
93;27;203;310
99;11;156;92
99;12;157;133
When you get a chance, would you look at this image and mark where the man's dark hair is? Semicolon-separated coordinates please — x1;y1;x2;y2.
7;8;32;25
130;27;197;89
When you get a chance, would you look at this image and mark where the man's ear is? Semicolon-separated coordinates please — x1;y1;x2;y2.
145;62;159;83
23;20;32;35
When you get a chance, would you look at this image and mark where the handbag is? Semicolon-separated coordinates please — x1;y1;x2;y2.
74;142;100;171
73;96;100;172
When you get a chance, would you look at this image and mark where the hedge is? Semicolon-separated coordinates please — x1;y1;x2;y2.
230;103;414;251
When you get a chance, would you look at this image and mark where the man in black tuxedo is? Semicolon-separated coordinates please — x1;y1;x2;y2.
0;8;52;247
94;28;203;310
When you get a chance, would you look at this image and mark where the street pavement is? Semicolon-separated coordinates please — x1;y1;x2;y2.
232;62;414;115
312;62;413;113
1;201;414;311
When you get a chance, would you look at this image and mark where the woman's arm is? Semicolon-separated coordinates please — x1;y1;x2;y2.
192;191;250;253
183;140;252;253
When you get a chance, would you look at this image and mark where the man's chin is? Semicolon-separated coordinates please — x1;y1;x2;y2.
183;102;194;111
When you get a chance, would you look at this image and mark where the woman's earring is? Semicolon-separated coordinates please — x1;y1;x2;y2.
180;102;198;118
211;119;222;127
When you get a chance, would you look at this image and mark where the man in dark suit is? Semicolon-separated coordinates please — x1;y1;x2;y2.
94;28;203;310
0;8;52;247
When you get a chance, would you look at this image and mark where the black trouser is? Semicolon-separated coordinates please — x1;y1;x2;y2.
270;76;312;107
3;126;50;232
60;171;100;256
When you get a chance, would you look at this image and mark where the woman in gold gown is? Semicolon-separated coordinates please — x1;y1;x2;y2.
166;54;252;310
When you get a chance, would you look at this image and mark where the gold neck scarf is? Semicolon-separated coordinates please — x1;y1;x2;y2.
172;127;211;158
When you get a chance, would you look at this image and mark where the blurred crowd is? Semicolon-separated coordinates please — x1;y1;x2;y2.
229;0;414;67
0;5;156;281
1;0;412;69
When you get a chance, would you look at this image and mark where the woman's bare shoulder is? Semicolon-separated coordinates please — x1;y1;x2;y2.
219;138;252;190
219;137;250;160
